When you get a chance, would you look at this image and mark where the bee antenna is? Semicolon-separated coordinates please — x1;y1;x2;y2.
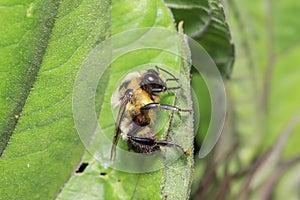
155;66;178;80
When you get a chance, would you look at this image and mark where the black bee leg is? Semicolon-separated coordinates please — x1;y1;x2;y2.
155;66;182;91
127;135;160;153
151;86;181;93
127;135;186;154
140;103;191;112
153;140;186;153
166;78;179;82
166;86;181;90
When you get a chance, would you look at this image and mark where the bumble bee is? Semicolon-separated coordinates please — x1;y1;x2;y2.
110;66;190;160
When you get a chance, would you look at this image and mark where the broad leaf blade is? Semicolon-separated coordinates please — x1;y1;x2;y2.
0;0;110;199
0;0;59;154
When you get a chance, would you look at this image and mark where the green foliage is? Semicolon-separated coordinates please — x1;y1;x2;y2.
0;0;60;154
0;0;110;198
0;0;234;199
166;0;234;77
189;0;300;199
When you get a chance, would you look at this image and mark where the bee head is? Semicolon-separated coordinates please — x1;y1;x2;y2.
141;69;166;94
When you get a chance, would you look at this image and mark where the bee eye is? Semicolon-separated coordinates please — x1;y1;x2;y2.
147;76;154;82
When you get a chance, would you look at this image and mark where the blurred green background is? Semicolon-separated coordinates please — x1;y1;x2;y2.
190;0;300;199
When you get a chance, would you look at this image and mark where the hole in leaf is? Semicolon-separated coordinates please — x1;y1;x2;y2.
76;162;89;173
100;172;107;176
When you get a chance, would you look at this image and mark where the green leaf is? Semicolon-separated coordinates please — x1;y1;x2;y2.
0;0;59;154
0;0;110;199
165;0;235;78
57;0;194;199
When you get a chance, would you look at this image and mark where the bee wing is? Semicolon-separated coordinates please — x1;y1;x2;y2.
110;89;133;160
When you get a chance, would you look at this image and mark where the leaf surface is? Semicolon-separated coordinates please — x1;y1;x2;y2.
0;0;110;199
165;0;235;77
